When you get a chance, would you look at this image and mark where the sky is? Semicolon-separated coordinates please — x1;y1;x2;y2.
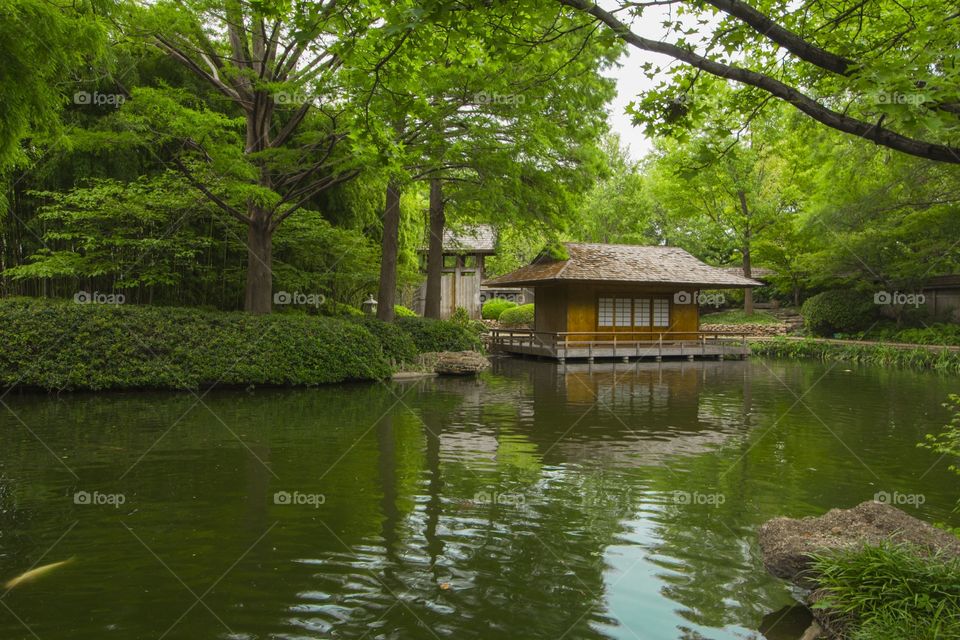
607;48;658;160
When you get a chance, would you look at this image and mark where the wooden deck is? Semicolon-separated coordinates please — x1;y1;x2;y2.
488;329;750;362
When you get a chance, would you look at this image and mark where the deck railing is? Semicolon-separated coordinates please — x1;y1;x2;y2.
487;329;749;359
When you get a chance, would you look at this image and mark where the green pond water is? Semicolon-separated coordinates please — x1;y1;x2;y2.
0;357;958;640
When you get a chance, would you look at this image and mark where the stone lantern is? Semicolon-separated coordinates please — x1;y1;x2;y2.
361;294;378;316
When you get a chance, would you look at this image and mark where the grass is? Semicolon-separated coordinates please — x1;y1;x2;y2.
699;309;781;325
810;544;960;640
750;337;960;373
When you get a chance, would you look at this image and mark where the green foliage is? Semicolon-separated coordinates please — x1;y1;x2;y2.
394;304;417;318
499;303;535;327
919;394;960;479
750;338;960;374
395;317;482;353
322;301;364;317
543;243;570;261
482;298;518;320
802;290;877;336
699;309;780;325
0;298;392;390
810;544;960;640
449;306;470;326
350;316;419;364
857;324;960;347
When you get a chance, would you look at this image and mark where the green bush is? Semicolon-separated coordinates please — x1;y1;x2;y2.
321;300;363;317
801;290;877;336
394;304;417;318
811;544;960;640
350;317;418;364
395;317;482;353
499;303;534;326
0;298;392;390
482;298;518;320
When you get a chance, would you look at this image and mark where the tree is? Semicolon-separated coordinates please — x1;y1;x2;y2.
125;0;382;312
561;0;960;163
644;99;800;313
0;0;107;173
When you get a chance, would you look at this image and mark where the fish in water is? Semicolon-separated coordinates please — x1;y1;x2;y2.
4;558;74;590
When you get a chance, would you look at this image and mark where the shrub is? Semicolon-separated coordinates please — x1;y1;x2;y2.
499;303;534;326
449;306;470;325
321;300;363;317
395;316;482;353
811;544;960;640
0;298;392;390
350;317;418;364
801;290;877;336
482;298;518;320
394;304;417;318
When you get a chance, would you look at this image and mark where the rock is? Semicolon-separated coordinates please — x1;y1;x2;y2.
758;500;960;584
701;322;789;337
431;351;490;376
799;621;823;640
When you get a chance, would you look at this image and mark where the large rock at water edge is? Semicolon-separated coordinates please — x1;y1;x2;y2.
432;351;490;376
758;500;960;584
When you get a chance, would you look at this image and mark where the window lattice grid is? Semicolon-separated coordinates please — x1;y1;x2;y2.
598;297;614;327
633;298;650;326
615;298;632;326
652;298;670;327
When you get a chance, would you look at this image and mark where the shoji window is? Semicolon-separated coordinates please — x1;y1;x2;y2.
652;298;670;327
598;297;614;327
615;298;632;326
633;298;650;326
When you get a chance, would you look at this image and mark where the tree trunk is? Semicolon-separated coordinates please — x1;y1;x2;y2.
244;207;273;314
424;178;445;319
737;189;754;316
377;181;402;322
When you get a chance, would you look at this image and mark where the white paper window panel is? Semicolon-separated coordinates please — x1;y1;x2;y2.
615;298;631;326
634;298;650;326
598;297;614;327
653;298;670;327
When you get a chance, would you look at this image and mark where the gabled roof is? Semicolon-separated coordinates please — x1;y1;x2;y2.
721;266;776;280
483;243;762;288
421;224;496;253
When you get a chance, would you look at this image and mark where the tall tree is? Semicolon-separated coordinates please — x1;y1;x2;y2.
127;0;380;312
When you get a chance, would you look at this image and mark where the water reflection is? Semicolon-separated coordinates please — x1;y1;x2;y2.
0;359;956;639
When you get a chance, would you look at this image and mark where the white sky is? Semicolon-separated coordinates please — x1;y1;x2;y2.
599;4;715;160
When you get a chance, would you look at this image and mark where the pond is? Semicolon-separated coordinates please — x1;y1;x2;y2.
0;358;957;639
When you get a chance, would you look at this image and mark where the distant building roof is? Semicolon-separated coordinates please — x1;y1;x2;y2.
484;243;762;288
721;266;775;280
421;224;496;253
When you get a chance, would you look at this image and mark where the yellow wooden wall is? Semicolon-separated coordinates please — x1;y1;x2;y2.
533;283;700;340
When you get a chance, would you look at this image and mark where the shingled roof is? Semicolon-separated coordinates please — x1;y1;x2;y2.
484;243;762;288
420;224;496;253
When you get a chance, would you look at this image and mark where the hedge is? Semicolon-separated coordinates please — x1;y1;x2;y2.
350;316;419;364
395;316;483;353
394;304;418;318
801;290;877;336
499;303;534;326
482;298;517;320
0;298;393;391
